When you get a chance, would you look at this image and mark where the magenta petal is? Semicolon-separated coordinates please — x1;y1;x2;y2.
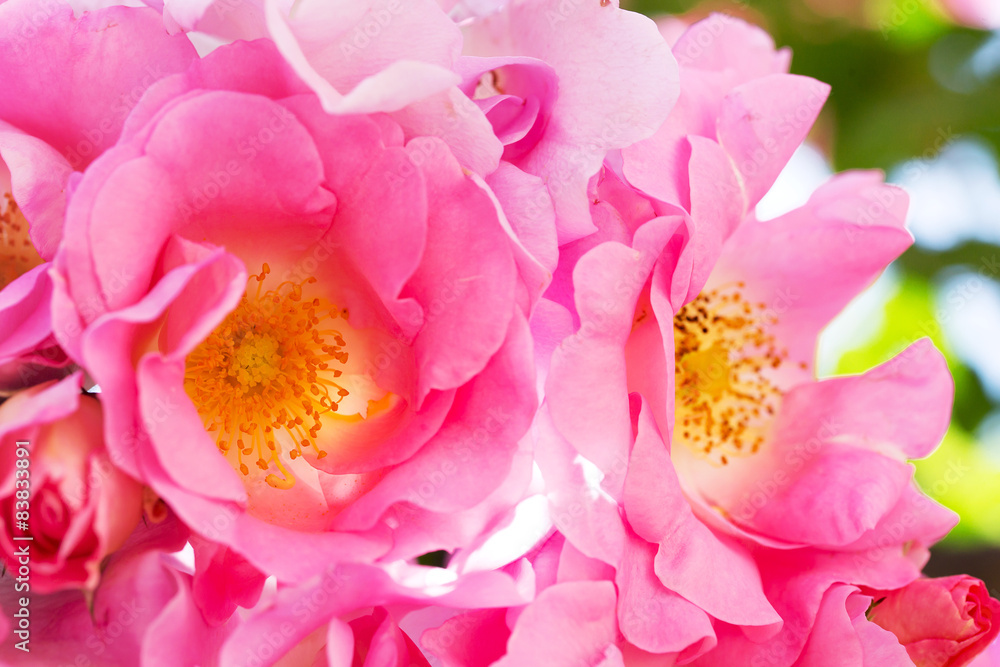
119;39;311;143
422;609;510;667
350;607;426;667
190;536;266;626
288;99;430;336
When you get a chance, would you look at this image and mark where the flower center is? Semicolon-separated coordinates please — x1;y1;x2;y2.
1;194;43;290
672;283;797;465
184;264;349;490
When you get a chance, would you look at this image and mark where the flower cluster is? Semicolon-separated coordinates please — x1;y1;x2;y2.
0;0;996;665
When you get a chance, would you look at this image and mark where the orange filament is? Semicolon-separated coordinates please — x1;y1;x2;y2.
184;264;349;490
1;194;43;290
672;283;792;466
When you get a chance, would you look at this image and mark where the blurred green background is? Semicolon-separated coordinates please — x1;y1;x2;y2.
626;0;1000;592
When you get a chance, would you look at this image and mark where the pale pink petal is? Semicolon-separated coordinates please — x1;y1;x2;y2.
535;406;627;568
389;87;502;176
465;0;679;243
265;0;462;114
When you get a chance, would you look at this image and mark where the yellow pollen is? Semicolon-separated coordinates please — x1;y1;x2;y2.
672;283;788;466
0;194;43;290
184;264;348;490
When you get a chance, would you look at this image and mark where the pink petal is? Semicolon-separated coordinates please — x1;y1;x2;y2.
332;312;535;528
402;137;516;401
494;581;619;667
617;530;716;656
711;171;912;368
716;74;830;208
0;263;53;360
625;399;780;630
673;14;790;76
0;125;72;259
0;1;196;170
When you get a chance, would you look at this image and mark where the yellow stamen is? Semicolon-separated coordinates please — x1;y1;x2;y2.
672;283;789;466
184;264;349;489
0;194;43;290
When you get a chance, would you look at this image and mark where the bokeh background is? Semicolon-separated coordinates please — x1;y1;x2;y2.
625;0;1000;595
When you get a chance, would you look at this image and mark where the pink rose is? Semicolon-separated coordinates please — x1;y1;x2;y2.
534;15;958;663
50;12;540;583
0;373;142;592
0;518;230;665
870;576;1000;667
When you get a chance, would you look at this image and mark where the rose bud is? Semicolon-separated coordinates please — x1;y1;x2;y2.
869;575;1000;667
0;373;143;592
